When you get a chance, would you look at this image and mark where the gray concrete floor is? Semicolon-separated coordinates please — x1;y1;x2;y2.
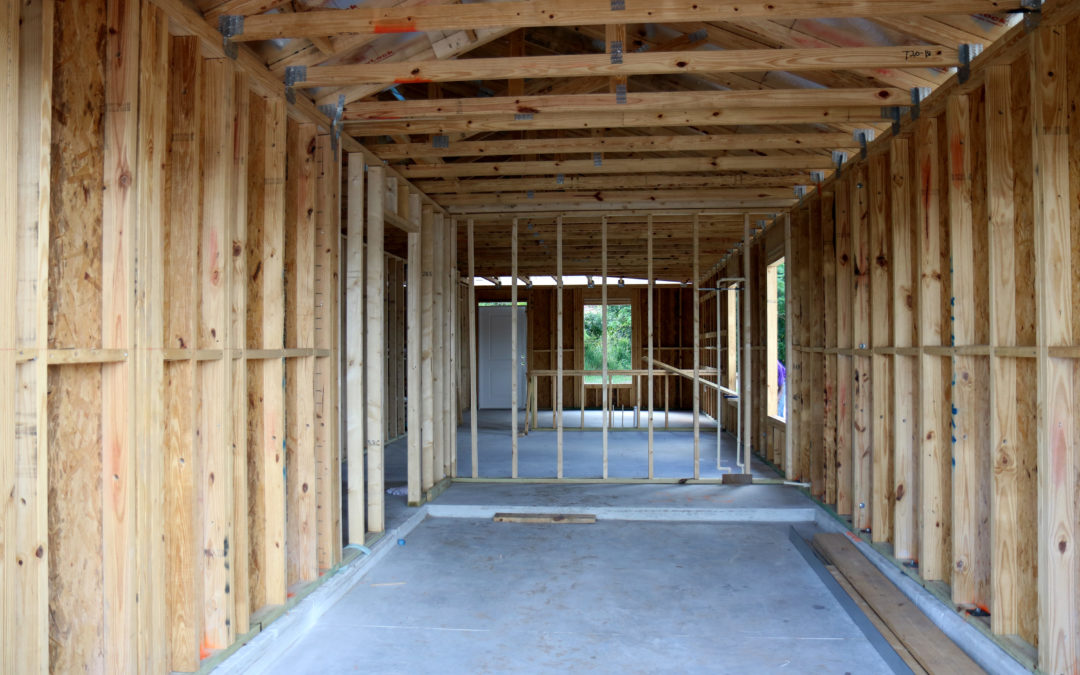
265;514;892;674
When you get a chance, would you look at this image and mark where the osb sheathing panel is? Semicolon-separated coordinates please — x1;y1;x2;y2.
47;364;104;673
48;0;104;350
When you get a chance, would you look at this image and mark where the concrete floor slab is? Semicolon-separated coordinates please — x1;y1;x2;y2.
261;518;894;675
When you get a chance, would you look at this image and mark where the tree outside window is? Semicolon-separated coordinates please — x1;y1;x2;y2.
584;304;632;384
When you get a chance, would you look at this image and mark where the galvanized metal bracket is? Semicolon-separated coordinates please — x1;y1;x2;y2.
957;43;984;85
832;150;848;172
318;94;345;153
883;106;902;136
556;174;565;185
810;170;826;184
611;0;626;10
514;113;534;121
854;128;875;160
794;185;808;200
910;86;931;121
284;66;307;105
610;40;624;64
593;152;603;167
615;84;627;105
432;135;450;149
1016;0;1043;31
218;15;244;60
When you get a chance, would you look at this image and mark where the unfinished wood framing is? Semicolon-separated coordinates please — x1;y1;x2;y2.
365;165;386;533
8;2;1080;674
783;16;1080;668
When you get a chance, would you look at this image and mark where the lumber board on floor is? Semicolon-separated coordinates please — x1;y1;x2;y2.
492;513;597;524
812;533;981;674
823;564;929;675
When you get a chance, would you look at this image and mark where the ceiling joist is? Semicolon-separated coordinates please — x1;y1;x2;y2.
225;0;1022;41
293;45;959;88
415;173;822;194
398;155;835;179
345;106;889;135
343;87;910;120
370;132;858;160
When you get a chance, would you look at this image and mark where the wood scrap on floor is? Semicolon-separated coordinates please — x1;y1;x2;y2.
812;533;982;674
493;513;596;524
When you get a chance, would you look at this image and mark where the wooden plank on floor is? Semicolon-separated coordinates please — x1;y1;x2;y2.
493;513;597;524
812;533;981;674
823;564;929;675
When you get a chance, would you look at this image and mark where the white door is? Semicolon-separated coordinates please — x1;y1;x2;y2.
478;305;527;409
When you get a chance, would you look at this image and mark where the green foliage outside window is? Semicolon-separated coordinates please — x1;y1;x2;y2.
583;304;632;384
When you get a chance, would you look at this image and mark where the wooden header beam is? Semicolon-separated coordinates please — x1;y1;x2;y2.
399;155;834;178
369;132;857;160
346;106;889;135
296;46;958;87
227;0;1022;41
344;88;909;120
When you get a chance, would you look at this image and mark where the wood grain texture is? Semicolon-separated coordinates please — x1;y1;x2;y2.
233;0;1024;41
285;120;318;578
1030;26;1077;674
300;47;956;87
345;154;366;539
373;133;856;161
164;35;203;672
12;0;53;671
834;177;853;516
134;4;167;669
889;136;918;562
345;106;889;136
868;153;894;544
850;165;871;531
915;115;950;583
946;92;990;609
365;165;386;532
199;57;236;652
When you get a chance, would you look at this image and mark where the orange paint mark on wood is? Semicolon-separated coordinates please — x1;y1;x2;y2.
373;20;417;33
394;77;432;84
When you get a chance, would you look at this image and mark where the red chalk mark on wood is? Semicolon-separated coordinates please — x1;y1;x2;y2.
394;77;431;84
373;20;417;33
